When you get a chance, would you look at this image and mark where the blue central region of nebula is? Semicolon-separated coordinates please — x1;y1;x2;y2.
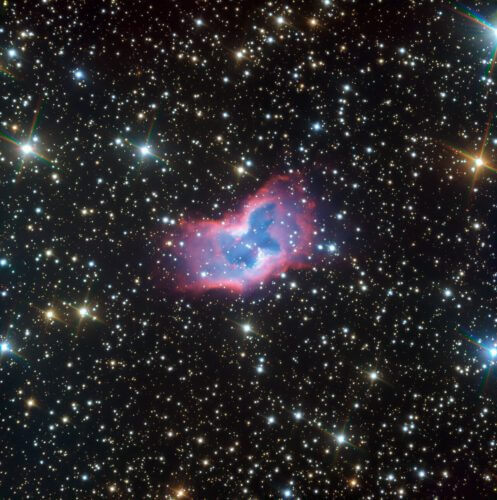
218;203;281;268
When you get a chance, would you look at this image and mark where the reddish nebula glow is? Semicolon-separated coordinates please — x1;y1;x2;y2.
172;174;316;294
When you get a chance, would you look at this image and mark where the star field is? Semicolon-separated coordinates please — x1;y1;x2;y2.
1;0;497;498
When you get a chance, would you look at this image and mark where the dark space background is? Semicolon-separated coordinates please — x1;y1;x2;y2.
1;0;497;497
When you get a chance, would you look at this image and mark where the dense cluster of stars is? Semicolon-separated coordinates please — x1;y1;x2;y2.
2;0;497;497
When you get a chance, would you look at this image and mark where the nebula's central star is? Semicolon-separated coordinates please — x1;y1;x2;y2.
173;175;315;293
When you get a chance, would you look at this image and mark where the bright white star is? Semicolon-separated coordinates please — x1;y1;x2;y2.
21;144;33;155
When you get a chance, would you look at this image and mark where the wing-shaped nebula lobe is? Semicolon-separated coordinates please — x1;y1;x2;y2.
173;175;316;293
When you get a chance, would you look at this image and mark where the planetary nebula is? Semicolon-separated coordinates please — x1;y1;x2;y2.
174;175;316;293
